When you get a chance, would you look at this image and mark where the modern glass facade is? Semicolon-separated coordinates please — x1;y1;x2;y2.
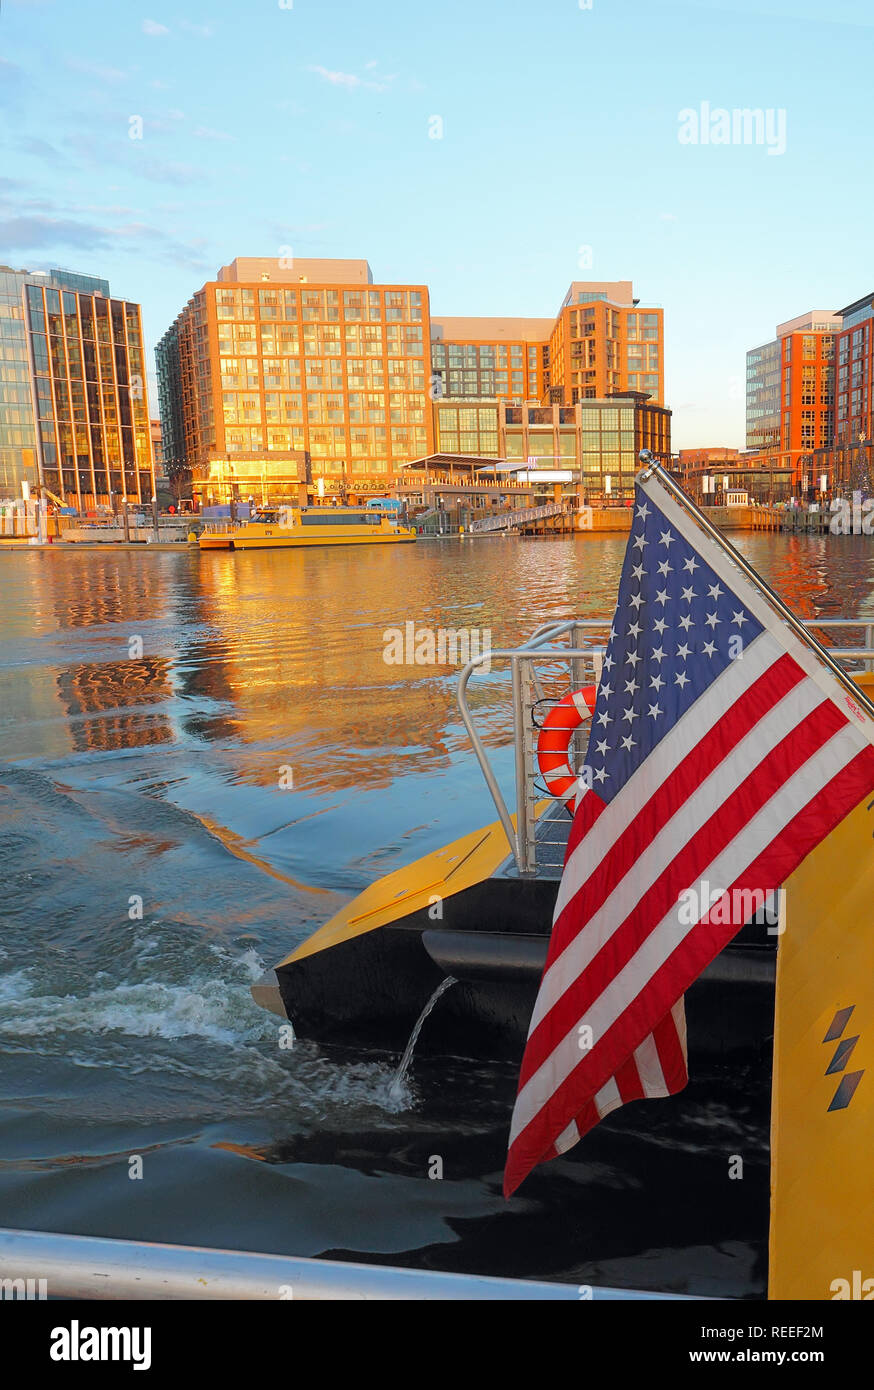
434;400;500;456
747;322;835;484
579;402;636;491
0;266;153;504
158;263;433;501
498;395;670;502
746;339;782;453
429;339;540;400
0;268;39;495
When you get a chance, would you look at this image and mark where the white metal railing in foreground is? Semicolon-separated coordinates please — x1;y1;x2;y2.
0;1228;700;1300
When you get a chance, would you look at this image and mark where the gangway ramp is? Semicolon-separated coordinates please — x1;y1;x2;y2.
469;500;572;534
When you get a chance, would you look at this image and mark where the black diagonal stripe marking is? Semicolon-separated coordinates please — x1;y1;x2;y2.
826;1036;859;1075
828;1071;864;1112
823;1006;855;1043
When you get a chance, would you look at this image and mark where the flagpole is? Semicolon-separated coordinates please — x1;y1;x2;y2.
636;452;874;723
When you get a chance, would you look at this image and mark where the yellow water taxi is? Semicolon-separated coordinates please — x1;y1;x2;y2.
199;504;416;550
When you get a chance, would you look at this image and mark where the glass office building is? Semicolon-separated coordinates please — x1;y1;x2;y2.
0;267;42;496
747;313;839;485
0;265;154;504
746;338;782;453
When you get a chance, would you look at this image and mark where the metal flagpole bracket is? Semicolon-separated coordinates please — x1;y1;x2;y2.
637;449;660;481
634;452;874;725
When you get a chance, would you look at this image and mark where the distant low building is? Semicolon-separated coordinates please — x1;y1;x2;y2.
678;452;793;505
500;393;670;504
677;447;741;472
429;391;670;505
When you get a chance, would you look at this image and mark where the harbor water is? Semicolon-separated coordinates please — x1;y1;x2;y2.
2;532;873;1295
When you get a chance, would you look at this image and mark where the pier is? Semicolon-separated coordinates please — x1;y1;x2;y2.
461;501;786;537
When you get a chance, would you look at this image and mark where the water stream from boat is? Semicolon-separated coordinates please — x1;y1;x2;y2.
389;977;457;1101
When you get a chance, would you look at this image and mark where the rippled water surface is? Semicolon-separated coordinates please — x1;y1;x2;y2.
2;533;873;1292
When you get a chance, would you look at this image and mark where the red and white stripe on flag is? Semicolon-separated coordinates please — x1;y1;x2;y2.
503;472;874;1197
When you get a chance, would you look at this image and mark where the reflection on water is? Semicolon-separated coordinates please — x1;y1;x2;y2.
1;532;874;1290
4;535;873;795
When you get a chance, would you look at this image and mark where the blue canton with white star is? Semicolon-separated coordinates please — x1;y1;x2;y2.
583;484;764;802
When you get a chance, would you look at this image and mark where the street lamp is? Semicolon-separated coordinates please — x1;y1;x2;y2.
796;454;812;505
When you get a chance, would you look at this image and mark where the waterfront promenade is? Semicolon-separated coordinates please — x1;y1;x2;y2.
1;501;794;546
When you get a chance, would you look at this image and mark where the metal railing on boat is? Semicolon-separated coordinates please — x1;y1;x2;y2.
457;617;874;877
0;1228;700;1300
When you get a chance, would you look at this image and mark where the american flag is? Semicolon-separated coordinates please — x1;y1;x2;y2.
504;473;874;1197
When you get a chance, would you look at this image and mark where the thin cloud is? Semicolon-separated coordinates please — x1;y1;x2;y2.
137;158;206;185
146;109;186;129
78;203;139;217
0;58;25;110
0;215;118;251
193;126;236;142
0;213;210;271
0;192;57;213
58;127;206;187
309;66;363;90
308;64;391;93
66;57;130;83
180;20;214;37
142;19;170;37
18;136;66;165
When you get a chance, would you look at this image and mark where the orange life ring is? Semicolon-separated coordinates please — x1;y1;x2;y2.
536;685;598;802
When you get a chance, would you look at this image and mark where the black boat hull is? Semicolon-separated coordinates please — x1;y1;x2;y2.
274;872;776;1065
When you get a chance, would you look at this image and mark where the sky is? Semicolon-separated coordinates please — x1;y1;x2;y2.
1;0;872;449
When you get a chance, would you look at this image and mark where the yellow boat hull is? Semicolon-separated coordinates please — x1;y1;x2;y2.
230;527;415;549
199;516;416;550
